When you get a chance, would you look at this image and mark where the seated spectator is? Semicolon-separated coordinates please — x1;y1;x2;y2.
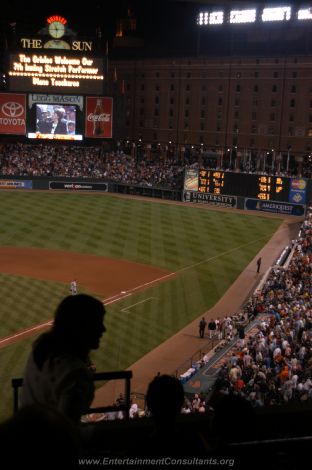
0;403;80;469
136;374;206;457
210;393;256;452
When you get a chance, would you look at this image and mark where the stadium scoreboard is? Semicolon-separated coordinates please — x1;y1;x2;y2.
194;170;290;201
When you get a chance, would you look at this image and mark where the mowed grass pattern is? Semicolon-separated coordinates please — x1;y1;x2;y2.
0;191;282;420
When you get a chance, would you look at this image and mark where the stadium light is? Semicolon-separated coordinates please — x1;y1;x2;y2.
229;9;256;24
197;11;224;25
261;6;291;22
196;4;311;27
298;8;312;20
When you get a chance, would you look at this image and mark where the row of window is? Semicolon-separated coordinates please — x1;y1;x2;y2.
137;83;299;93
124;128;312;151
138;95;312;108
130;117;312;137
149;97;302;108
137;101;307;119
137;70;298;79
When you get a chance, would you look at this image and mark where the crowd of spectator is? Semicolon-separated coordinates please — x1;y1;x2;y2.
212;205;312;407
183;147;310;177
0;143;184;189
0;143;309;190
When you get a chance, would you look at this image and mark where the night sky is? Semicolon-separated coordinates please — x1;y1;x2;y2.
0;1;201;57
0;1;306;58
0;1;197;34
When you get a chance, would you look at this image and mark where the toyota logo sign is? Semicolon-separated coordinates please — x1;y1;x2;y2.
2;101;24;117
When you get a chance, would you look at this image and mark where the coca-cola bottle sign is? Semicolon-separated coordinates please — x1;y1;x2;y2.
85;97;113;138
87;113;111;122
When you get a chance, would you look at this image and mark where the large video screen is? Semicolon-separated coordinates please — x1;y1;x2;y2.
28;104;83;140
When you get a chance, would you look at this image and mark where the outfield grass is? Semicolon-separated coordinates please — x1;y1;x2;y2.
0;191;282;420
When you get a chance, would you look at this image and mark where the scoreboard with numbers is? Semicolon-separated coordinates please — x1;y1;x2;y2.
197;170;290;202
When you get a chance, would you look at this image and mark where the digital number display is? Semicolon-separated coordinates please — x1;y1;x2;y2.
196;170;290;202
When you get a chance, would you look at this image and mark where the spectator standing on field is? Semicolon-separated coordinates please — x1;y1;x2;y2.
70;279;77;295
199;317;207;338
20;294;106;425
208;319;217;339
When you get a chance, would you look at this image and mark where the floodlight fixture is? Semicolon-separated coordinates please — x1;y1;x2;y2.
298;8;312;20
262;6;291;22
197;10;224;26
229;9;256;24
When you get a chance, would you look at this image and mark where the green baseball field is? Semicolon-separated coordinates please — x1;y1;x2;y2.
0;190;283;421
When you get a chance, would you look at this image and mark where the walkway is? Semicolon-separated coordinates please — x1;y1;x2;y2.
92;217;302;407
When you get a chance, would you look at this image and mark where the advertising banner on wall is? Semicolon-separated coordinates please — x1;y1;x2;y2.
85;96;113;138
244;198;305;216
29;94;84;111
0;93;26;135
49;181;108;191
184;191;237;208
0;180;32;189
289;179;307;205
184;168;199;191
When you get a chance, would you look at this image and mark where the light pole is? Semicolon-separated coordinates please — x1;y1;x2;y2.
263;152;268;173
286;146;291;173
271;148;275;173
132;142;136;160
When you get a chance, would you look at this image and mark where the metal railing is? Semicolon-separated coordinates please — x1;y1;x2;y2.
12;370;133;420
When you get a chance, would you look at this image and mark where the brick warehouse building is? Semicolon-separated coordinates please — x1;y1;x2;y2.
109;2;312;175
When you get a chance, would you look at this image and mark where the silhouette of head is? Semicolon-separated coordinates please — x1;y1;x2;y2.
53;294;106;352
146;374;185;425
33;294;106;369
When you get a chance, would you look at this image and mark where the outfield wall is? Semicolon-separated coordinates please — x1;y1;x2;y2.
0;175;307;215
183;190;306;216
0;176;182;201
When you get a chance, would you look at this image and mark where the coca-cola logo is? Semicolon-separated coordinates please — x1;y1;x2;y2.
87;113;111;122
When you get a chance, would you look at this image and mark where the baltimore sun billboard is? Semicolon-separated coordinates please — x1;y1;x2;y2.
1;14;113;141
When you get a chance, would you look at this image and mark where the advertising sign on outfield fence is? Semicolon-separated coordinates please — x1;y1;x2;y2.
184;191;237;208
0;180;32;189
49;181;108;191
245;198;305;216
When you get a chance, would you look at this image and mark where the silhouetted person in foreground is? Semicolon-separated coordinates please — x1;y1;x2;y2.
209;393;256;468
0;403;80;469
21;294;106;425
141;374;206;457
211;393;255;448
